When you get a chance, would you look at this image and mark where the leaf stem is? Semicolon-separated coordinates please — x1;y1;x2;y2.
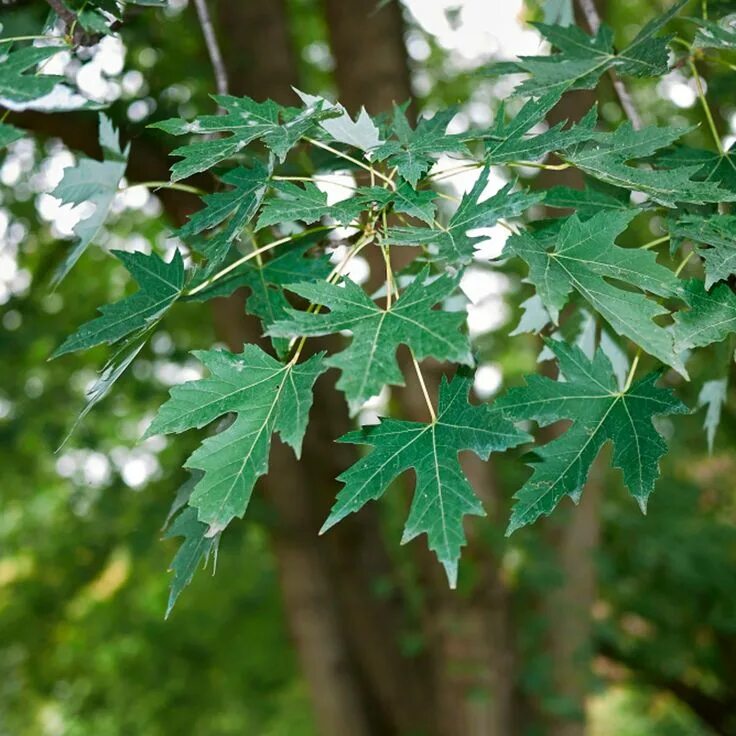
272;175;357;192
688;58;724;155
305;137;395;189
0;34;65;44
131;181;206;196
639;234;670;250
411;350;437;423
623;349;641;392
508;160;571;171
427;161;483;182
187;226;333;297
675;250;694;277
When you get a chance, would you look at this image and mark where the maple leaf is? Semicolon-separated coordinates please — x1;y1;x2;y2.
256;180;366;230
268;269;472;413
509;0;687;97
0;122;23;149
655;143;736;194
187;238;332;358
52;114;129;284
146;346;326;535
543;181;632;216
164;506;220;618
294;89;383;151
475;91;596;164
386;168;544;265
321;369;530;586
505;210;685;372
0;46;62;103
152;95;335;180
698;378;728;453
52;249;184;357
178;162;271;272
669;214;736;289
373;105;469;186
495;340;688;534
561;122;736;206
672;279;736;353
359;182;437;225
693;16;736;50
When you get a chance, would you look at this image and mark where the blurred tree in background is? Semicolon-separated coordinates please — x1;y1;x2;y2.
2;1;736;735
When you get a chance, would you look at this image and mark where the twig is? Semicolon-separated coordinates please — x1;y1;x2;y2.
45;0;101;46
192;0;229;101
574;0;644;129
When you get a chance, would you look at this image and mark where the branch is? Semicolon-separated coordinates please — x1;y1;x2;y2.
574;0;644;129
44;0;102;46
192;0;229;99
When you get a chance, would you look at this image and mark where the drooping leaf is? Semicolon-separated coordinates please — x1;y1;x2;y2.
496;340;688;534
0;46;62;103
52;249;184;357
510;293;552;336
543;0;574;26
509;1;687;97
268;269;472;413
178;162;271;272
654;144;736;194
669;214;736;288
294;89;383;152
693;16;736;50
373;105;469;186
52;114;129;284
321;369;530;586
164;506;220;618
672;279;736;352
152;95;334;180
146;346;326;535
562;122;736;206
386;169;544;264
505;210;685;372
698;378;728;453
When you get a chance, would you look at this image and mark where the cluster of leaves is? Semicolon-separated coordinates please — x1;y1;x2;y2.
9;0;736;608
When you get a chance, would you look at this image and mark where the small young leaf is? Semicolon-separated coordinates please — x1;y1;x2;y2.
698;378;728;453
672;279;736;353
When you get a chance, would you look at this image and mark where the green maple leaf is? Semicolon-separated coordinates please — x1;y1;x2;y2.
359;182;437;225
0;46;62;102
188;239;332;358
53;249;184;357
321;369;530;586
561;122;736;206
0;122;23;149
178;162;270;271
373;105;469;186
52;114;129;284
476;91;596;163
146;346;326;535
670;214;736;289
268;269;472;413
504;210;685;372
495;340;688;534
386;168;544;264
654;144;736;194
693;17;736;50
152;95;334;180
543;182;632;215
257;180;366;230
163;506;220;618
511;0;686;97
672;279;736;352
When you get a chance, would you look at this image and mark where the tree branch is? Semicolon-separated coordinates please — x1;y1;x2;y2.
44;0;102;46
192;0;229;99
574;0;644;129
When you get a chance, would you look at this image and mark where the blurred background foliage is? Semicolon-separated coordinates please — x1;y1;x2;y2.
2;0;736;734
